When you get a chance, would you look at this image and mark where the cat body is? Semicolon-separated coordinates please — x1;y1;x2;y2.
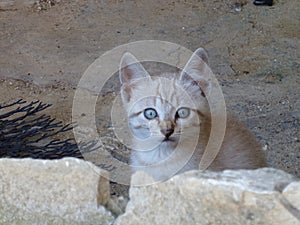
119;48;266;181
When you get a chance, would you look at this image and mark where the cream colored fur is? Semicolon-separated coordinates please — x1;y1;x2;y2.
119;48;266;181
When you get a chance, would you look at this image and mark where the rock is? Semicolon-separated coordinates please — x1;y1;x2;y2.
0;157;114;225
115;168;300;225
283;181;300;211
0;0;35;10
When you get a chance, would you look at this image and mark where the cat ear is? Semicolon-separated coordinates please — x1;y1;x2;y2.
179;48;211;97
119;52;150;85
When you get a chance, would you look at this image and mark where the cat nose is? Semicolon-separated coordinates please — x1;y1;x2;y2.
161;128;174;138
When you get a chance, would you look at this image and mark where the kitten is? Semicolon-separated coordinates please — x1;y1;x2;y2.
119;48;267;181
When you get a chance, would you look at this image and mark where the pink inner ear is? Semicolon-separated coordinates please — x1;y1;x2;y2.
186;78;208;97
179;48;212;98
119;52;151;85
121;82;137;103
196;80;209;97
193;48;209;65
120;65;134;84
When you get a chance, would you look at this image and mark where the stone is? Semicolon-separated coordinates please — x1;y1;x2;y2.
283;181;300;211
0;0;35;10
115;168;300;225
0;157;114;225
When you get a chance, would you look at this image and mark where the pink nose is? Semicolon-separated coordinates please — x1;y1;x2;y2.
160;128;174;138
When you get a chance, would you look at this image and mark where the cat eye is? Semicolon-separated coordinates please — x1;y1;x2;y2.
144;108;158;120
176;107;190;119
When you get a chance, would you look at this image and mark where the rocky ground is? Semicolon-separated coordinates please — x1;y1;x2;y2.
0;0;299;197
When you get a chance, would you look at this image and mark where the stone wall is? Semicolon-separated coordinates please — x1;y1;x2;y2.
0;158;299;225
0;158;114;225
116;169;300;225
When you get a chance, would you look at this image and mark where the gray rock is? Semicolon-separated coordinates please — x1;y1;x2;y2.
115;168;300;225
0;0;35;10
0;157;114;225
283;181;300;212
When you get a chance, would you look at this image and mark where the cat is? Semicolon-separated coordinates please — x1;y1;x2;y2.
119;48;267;181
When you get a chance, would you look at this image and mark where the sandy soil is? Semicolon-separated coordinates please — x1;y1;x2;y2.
0;0;299;196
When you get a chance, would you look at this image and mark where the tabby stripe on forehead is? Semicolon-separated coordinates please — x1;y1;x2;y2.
158;82;163;103
152;97;157;106
171;79;177;103
129;111;143;119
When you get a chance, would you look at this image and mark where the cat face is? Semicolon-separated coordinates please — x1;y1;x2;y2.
119;49;211;151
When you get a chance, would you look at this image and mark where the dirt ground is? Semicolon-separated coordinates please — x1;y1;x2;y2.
0;0;299;196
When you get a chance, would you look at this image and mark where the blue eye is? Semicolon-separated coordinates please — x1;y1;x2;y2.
176;107;190;119
144;108;158;120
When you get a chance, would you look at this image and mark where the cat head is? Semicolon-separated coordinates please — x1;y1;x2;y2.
119;48;212;148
